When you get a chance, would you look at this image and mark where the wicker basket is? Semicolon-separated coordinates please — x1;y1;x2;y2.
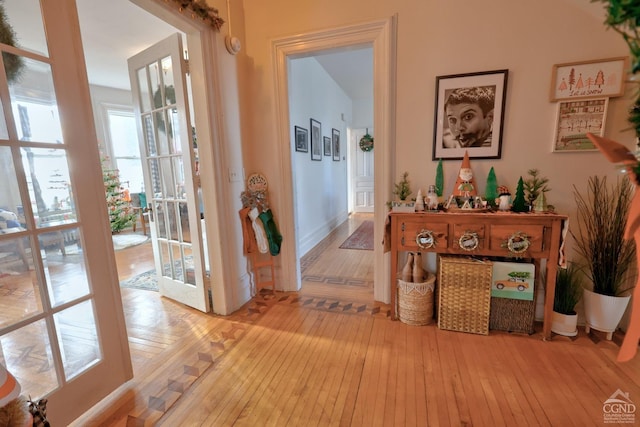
397;274;435;326
490;294;537;334
437;255;492;335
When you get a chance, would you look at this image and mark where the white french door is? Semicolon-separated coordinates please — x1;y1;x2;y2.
350;128;374;213
0;1;131;424
128;33;209;312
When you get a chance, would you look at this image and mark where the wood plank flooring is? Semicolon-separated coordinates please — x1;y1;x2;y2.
71;214;640;426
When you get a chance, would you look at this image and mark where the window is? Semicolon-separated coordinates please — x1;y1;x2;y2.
106;108;144;194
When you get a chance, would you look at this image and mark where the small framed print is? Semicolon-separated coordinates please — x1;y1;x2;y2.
310;118;322;161
323;136;331;156
294;126;308;152
332;128;340;161
552;97;608;152
550;57;628;101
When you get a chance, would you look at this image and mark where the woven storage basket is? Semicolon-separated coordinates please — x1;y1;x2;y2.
490;293;537;334
437;256;492;335
397;274;435;326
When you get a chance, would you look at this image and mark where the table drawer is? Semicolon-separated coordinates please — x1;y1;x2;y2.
489;225;545;255
399;221;449;250
452;223;486;252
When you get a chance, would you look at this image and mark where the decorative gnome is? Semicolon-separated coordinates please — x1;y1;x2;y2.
453;151;478;200
0;364;31;426
497;185;511;211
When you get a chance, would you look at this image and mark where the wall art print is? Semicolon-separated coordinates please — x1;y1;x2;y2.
552;97;608;152
432;69;508;160
550;57;628;101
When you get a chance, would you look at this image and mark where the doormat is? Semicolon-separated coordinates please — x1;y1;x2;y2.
120;269;158;292
339;220;374;251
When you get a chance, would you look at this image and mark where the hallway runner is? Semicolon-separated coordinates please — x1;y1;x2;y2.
339;220;374;250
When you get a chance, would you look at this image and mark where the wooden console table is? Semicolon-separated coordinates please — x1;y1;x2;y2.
388;211;568;340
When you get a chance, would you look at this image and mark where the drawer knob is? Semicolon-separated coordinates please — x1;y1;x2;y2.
416;229;436;249
458;231;479;251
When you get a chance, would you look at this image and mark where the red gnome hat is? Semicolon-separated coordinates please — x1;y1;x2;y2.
453;151;478;197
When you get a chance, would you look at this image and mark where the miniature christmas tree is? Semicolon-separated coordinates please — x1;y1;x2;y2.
393;171;412;201
484;167;499;208
102;158;136;233
511;177;528;212
435;159;444;197
523;169;550;208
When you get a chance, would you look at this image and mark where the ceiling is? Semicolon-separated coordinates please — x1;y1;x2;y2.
75;0;372;101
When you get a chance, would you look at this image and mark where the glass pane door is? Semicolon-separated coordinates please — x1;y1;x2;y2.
0;1;131;424
128;33;208;312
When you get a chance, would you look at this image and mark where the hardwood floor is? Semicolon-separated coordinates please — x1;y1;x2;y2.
69;214;640;426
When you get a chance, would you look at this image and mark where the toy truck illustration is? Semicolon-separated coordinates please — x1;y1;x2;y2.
494;271;531;292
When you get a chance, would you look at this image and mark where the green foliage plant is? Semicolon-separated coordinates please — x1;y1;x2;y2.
523;169;550;207
393;171;412;201
553;262;583;315
594;0;640;139
572;175;636;296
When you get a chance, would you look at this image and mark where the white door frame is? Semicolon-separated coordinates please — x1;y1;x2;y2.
131;0;235;314
272;17;397;303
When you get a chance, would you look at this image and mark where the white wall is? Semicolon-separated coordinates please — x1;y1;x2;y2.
290;57;352;254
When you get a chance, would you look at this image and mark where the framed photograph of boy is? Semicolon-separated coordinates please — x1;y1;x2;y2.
552;97;608;152
294;126;308;153
432;69;508;160
332;128;340;161
310;118;322;161
323;136;331;156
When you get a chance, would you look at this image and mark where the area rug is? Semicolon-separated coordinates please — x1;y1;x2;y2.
119;256;195;292
120;269;158;291
112;233;149;251
339;220;374;250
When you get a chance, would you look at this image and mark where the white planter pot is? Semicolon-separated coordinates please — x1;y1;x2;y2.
551;311;578;337
583;288;631;340
391;201;415;213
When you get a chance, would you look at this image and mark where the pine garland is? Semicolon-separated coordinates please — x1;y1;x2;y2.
168;0;225;30
0;1;24;82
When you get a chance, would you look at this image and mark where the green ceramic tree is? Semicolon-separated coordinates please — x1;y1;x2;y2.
484;167;498;208
435;159;444;197
511;177;528;212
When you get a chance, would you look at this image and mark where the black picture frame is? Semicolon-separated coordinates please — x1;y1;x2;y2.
310;118;322;161
294;126;308;153
332;128;340;161
323;136;331;156
432;69;508;160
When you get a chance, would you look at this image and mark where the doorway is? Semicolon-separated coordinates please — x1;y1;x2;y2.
288;48;375;301
273;18;397;304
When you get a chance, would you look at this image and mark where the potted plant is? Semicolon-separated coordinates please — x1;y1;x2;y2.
390;171;415;212
551;262;583;337
572;175;635;340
